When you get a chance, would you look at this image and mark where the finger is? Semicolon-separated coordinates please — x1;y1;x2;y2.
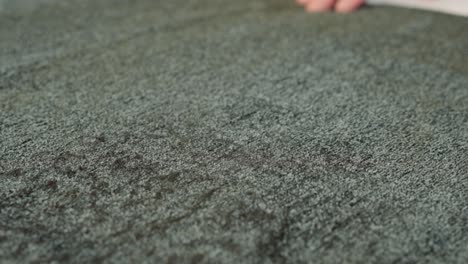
335;0;364;12
305;0;336;12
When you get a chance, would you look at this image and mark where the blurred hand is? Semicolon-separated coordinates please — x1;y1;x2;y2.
296;0;365;12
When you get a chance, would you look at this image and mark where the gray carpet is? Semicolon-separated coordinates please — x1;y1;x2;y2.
1;0;468;263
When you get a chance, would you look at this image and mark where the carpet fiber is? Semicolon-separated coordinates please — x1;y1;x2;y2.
1;0;467;263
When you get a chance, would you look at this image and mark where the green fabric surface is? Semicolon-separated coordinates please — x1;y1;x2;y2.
1;0;467;263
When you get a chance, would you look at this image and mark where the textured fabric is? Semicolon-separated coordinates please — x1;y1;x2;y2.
1;0;467;263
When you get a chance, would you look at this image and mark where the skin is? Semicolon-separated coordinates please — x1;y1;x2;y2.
296;0;365;13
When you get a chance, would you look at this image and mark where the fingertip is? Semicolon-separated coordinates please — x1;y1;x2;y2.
335;0;363;13
305;0;335;12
